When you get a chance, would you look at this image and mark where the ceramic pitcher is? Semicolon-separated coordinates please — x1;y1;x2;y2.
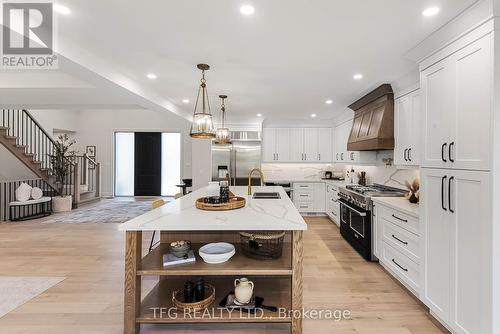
234;278;254;304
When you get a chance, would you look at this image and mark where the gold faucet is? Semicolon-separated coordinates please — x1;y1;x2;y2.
248;168;265;195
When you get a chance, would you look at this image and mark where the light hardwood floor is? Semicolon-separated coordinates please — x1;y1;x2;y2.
0;214;447;334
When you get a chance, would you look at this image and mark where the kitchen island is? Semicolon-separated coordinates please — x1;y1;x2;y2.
119;186;307;334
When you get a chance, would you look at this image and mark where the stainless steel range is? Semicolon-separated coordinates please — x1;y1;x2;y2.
338;184;406;261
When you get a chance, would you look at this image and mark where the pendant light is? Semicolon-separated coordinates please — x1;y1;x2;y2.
215;94;231;144
189;64;216;138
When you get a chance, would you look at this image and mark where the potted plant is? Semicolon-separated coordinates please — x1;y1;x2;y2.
405;178;420;204
50;134;76;212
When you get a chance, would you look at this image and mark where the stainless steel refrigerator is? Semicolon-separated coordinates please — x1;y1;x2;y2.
211;137;262;186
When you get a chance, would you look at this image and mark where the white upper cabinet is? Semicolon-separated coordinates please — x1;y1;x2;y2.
262;128;290;162
395;89;420;166
421;34;492;171
452;35;492;171
317;128;333;162
275;128;291;162
289;128;305;161
304;128;318;161
263;127;333;163
262;128;277;162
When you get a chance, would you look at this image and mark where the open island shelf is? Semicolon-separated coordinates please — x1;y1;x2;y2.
138;277;292;324
120;186;306;334
139;242;293;276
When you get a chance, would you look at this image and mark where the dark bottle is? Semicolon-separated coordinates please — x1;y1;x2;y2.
194;278;205;301
183;281;194;303
220;182;230;203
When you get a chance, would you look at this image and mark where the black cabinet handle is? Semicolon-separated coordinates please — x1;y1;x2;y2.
448;176;454;213
408;148;412;162
449;142;455;163
392;234;408;245
442;143;448;162
341;153;344;160
441;175;448;211
392;259;408;272
391;214;408;223
404;149;408;161
336;153;339;160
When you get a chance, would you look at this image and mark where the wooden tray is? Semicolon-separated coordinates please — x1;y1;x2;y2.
196;196;246;211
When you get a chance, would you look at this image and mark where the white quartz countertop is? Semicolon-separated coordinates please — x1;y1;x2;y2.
372;197;419;218
119;186;308;232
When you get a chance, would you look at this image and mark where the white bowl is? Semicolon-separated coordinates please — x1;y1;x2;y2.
198;242;236;264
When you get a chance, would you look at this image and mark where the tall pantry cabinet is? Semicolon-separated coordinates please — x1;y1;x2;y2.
419;24;493;334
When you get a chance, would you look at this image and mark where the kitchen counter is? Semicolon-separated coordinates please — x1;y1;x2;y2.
120;185;305;334
119;186;307;231
372;197;419;217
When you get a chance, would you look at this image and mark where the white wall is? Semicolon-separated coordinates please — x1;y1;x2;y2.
73;109;192;197
30;109;80;135
262;163;333;181
1;108;194;197
340;151;419;189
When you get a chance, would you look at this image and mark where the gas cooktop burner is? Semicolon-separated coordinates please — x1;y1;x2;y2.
345;184;403;195
339;184;407;210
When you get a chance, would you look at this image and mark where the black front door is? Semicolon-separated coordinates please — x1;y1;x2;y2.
134;132;162;196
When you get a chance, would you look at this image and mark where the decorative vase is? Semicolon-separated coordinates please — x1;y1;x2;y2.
409;192;418;204
234;277;254;304
52;195;72;212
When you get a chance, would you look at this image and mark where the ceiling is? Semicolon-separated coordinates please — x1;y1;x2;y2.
4;0;480;123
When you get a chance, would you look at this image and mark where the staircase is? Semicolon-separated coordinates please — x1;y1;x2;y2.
0;109;101;208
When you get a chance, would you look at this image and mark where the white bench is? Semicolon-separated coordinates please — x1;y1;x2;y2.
9;197;52;221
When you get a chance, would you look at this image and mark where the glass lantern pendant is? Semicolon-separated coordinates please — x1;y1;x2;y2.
215;94;231;144
190;64;216;139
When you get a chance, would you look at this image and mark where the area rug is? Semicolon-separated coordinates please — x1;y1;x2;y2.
0;276;65;318
42;199;158;224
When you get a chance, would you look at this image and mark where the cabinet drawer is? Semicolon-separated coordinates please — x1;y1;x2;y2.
381;206;419;235
294;190;314;201
293;183;314;191
380;242;419;293
295;202;314;212
382;219;419;263
327;209;340;224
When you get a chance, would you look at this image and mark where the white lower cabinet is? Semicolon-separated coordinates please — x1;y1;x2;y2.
421;168;491;334
293;182;326;214
325;182;341;225
374;202;420;297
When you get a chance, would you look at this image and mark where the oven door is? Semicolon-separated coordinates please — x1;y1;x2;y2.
339;199;368;238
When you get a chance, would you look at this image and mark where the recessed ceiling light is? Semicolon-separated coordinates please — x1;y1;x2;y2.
311;114;317;118
54;4;71;15
256;113;263;117
240;4;255;16
325;100;333;105
422;6;440;17
353;73;363;80
182;99;190;104
146;73;157;79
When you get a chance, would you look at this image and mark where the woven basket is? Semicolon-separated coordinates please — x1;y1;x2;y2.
239;231;285;260
172;283;215;312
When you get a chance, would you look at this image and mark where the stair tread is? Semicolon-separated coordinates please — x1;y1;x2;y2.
5;135;17;139
0;126;8;130
15;144;27;148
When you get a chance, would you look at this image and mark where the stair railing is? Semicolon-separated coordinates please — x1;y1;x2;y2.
0;109;78;205
70;154;101;201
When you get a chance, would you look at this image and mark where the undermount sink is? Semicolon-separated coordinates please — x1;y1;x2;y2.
252;192;281;199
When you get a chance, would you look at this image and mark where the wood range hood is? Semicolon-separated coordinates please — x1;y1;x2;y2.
347;84;395;151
